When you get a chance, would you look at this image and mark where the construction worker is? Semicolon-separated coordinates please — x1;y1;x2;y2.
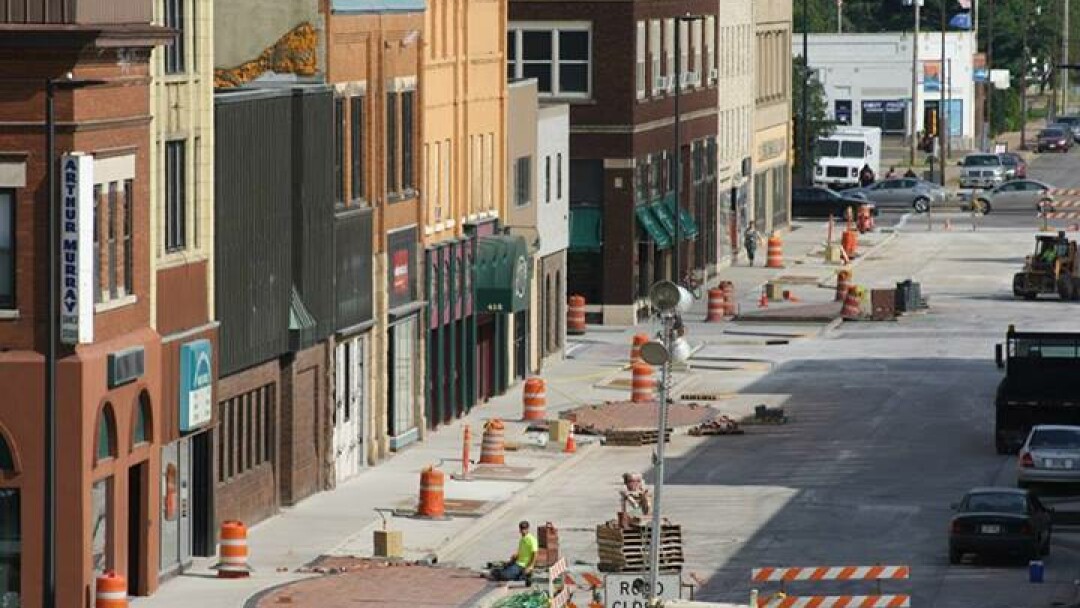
620;472;653;525
490;520;538;584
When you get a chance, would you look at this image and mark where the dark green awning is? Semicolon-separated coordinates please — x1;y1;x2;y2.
569;207;603;252
661;192;699;239
476;235;531;314
636;204;672;250
289;286;317;331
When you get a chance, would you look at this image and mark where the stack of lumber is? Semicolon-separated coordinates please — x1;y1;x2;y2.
595;519;683;573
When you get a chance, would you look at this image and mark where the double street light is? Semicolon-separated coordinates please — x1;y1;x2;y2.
43;72;104;608
641;280;693;606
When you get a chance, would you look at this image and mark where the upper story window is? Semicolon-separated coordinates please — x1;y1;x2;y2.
386;89;417;201
635;22;646;99
94;179;135;304
165;140;186;252
507;24;591;98
350;96;366;203
649;21;662;96
514;156;531;207
335;98;345;205
0;189;13;310
164;0;185;74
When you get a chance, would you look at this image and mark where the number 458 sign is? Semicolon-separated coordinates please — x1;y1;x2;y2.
604;573;681;607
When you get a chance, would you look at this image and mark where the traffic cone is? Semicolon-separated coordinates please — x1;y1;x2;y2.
758;287;769;308
564;424;577;454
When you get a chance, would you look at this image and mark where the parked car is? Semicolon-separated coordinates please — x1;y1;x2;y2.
970;179;1054;215
949;487;1052;564
958;154;1007;189
1018;425;1080;487
791;186;876;219
1037;127;1072;153
1054;115;1080;142
847;177;948;213
998;152;1027;180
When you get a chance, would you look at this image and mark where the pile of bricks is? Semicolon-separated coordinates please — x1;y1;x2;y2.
535;522;561;568
595;520;683;573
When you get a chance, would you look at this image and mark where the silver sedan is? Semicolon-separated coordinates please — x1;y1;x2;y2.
971;179;1054;215
847;178;948;213
1018;425;1080;487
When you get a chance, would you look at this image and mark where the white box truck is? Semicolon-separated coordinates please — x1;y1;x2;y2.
814;126;882;189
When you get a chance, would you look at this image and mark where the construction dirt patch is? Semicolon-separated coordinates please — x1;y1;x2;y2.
559;401;721;433
254;558;495;607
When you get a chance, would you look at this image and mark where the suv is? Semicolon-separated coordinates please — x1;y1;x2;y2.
1053;116;1080;142
959;153;1006;189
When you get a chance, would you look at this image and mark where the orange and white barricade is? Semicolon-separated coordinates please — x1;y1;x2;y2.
752;565;910;608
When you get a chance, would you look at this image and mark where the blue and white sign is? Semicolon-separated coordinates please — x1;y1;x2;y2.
179;339;213;432
60;153;94;345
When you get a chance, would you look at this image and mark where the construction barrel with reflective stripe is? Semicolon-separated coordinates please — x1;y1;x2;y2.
217;520;252;578
418;466;446;518
95;570;127;608
522;376;547;420
480;418;506;464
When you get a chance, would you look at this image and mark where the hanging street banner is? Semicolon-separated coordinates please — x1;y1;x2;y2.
60;153;94;345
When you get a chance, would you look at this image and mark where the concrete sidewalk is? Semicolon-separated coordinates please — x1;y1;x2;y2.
132;220;874;608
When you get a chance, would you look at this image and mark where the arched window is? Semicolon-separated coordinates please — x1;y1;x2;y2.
0;432;13;472
96;403;117;462
132;392;152;446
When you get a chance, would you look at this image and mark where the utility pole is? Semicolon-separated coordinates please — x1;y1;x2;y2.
1021;0;1030;150
838;0;843;33
802;0;810;186
910;0;921;166
1063;0;1071;114
674;19;682;282
940;7;947;186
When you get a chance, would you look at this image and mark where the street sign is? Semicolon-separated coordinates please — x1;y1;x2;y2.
604;573;680;607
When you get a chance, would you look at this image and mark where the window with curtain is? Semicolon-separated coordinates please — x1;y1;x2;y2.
0;190;13;309
351;96;366;202
0;487;18;603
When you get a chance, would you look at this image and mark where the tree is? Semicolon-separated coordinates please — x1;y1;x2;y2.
792;54;834;185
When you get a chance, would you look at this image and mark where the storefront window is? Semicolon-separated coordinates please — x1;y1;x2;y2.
91;478;112;575
96;404;116;462
133;393;151;446
0;488;18;607
389;316;418;437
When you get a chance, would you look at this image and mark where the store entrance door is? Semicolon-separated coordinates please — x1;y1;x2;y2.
334;337;366;483
127;462;147;595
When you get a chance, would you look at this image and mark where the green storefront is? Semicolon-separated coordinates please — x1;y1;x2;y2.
474;233;531;401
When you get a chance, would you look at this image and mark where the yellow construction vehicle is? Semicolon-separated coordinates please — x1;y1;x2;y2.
1012;231;1080;300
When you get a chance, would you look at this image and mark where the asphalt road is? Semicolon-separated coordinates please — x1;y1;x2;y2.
456;223;1080;607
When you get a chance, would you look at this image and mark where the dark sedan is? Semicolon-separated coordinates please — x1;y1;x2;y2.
949;487;1052;564
793;186;876;219
1037;128;1072;153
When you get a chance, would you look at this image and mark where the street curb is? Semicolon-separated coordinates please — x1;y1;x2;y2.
434;441;600;564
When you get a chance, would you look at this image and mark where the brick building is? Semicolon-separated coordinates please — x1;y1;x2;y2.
0;0;171;604
325;0;425;464
512;0;721;325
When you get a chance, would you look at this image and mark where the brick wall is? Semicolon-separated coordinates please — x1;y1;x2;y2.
215;359;280;528
279;340;332;505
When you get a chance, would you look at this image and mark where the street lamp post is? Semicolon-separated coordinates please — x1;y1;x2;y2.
43;73;103;608
802;0;810;187
642;281;692;607
940;4;947;186
910;0;922;166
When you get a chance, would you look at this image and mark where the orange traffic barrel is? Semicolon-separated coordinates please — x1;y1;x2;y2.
835;269;852;302
217;520;251;578
841;229;858;257
567;295;586;335
706;288;725;322
522;376;547;421
95;570;127;608
479;418;506;464
418;466;446;518
631;362;656;403
766;233;784;268
720;281;736;316
841;285;863;320
630;333;649;364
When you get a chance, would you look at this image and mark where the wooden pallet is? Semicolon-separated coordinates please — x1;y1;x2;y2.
603;429;672;446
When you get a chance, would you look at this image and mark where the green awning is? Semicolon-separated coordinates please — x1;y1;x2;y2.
476;235;531;313
661;192;699;239
649;202;677;241
636;204;672;249
569;207;603;252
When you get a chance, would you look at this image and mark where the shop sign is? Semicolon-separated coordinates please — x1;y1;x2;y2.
393;250;409;295
757;138;786;163
60;153;94;345
179;339;213;432
388;227;418;308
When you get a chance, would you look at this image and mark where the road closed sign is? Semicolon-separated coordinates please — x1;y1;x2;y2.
604;573;680;607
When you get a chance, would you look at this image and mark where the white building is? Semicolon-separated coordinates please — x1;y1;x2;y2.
793;32;976;149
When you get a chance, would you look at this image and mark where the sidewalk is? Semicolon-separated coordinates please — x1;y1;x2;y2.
132;220;874;608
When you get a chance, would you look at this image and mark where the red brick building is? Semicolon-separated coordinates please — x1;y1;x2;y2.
0;1;170;604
